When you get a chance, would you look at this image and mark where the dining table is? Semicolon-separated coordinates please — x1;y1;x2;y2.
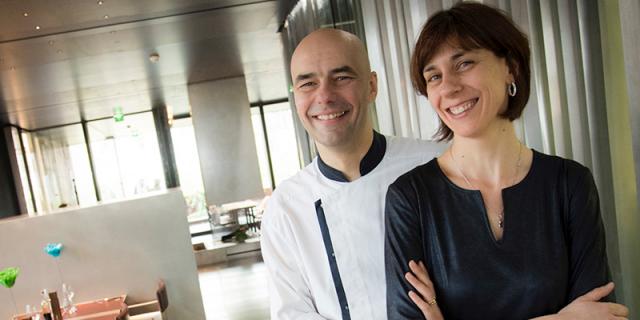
12;295;127;320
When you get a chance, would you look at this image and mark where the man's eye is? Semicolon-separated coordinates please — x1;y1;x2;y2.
336;76;352;81
298;82;315;89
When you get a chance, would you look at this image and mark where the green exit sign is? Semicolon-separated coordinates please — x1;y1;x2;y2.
113;107;124;122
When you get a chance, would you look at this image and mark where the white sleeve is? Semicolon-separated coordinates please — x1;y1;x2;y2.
261;195;328;320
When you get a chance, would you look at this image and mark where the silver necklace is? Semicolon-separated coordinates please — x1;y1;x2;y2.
449;142;523;229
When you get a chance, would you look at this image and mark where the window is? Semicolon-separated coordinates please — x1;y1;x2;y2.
10;127;35;214
251;101;301;190
87;112;166;202
21;125;96;212
170;117;207;222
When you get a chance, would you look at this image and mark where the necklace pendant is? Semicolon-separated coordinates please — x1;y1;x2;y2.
498;214;504;229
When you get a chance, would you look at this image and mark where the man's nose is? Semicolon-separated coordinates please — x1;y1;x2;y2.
314;82;336;105
440;73;462;97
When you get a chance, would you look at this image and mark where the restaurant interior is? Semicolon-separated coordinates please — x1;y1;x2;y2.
0;0;639;319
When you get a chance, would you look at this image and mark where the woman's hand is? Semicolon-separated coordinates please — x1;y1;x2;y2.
405;260;444;320
557;282;629;319
533;282;629;320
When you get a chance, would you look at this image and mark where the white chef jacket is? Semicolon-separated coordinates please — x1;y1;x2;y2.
261;133;444;320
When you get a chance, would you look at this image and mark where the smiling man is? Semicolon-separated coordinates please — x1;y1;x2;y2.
260;29;444;319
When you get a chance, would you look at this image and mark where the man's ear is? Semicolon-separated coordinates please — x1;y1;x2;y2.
368;71;378;101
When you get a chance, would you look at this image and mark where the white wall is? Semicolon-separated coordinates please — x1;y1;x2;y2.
0;189;206;319
188;77;263;205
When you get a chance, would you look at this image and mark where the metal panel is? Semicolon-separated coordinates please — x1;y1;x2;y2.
0;0;288;130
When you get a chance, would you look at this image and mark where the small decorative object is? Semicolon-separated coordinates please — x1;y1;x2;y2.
44;242;77;314
44;243;63;258
234;226;249;243
44;243;65;283
0;267;19;288
61;283;77;314
1;267;20;316
221;226;249;243
41;289;52;320
25;304;37;320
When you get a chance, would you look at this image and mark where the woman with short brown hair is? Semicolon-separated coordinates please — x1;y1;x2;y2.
385;2;628;319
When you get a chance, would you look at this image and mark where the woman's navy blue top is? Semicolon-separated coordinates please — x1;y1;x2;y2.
385;150;612;320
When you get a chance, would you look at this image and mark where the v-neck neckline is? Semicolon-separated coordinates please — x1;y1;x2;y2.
431;150;539;244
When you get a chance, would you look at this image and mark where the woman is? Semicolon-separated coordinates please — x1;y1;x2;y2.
384;2;629;319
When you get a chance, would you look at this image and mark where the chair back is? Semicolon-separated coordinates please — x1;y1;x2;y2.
116;303;129;320
156;280;169;312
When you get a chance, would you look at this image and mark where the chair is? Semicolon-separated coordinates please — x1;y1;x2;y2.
128;280;169;320
116;303;129;320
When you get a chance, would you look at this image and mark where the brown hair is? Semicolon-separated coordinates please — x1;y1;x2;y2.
410;2;531;141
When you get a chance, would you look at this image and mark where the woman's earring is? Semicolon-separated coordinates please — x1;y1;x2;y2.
508;82;517;97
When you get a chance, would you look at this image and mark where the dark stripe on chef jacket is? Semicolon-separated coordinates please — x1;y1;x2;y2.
315;199;351;319
317;130;386;182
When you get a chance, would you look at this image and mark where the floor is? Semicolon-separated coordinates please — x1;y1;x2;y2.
198;256;270;320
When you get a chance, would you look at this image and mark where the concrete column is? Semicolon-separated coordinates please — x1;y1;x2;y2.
188;77;263;205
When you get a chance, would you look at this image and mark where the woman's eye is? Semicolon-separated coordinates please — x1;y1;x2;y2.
426;74;441;83
458;60;474;70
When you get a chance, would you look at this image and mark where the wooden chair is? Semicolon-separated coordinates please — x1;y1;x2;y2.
128;280;168;320
116;303;129;320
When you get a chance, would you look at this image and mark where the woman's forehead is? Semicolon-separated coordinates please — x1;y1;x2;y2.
424;37;485;64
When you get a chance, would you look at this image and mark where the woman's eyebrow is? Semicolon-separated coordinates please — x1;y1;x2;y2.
423;50;470;72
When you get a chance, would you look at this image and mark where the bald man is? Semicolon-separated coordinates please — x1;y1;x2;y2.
260;29;444;319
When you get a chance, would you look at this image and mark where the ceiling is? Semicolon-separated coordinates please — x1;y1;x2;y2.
0;0;293;130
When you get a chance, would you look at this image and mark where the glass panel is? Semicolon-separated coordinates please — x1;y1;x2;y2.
22;131;45;213
22;125;96;213
313;0;335;28
251;107;273;191
263;102;301;186
87;112;166;202
10;127;35;214
332;0;364;37
170;117;207;222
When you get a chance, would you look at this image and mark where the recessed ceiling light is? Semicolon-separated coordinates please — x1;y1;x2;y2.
35;25;41;30
104;15;109;19
110;30;117;34
23;12;29;17
149;53;160;63
48;40;55;45
56;49;63;54
97;0;103;5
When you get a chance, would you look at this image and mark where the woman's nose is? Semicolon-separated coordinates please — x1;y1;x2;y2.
440;73;463;96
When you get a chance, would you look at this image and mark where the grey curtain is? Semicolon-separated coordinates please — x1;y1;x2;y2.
281;0;366;164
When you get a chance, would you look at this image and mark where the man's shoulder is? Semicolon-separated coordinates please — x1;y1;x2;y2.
271;160;320;198
262;160;323;222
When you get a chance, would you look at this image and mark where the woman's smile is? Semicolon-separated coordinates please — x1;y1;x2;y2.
447;98;478;117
